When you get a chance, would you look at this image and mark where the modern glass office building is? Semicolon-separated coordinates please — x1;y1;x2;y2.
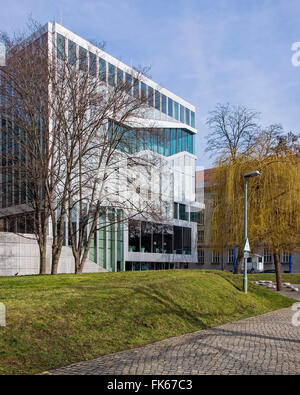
0;23;204;274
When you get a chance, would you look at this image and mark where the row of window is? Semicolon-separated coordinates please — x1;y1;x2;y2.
129;220;192;255
198;249;292;265
113;123;196;156
56;33;196;128
174;203;204;223
125;262;179;271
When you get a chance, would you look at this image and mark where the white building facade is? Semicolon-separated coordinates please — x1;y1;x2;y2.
0;23;203;275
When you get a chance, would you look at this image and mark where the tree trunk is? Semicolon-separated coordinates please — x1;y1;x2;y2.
234;247;244;274
51;253;60;275
273;251;282;291
74;254;82;274
39;244;47;275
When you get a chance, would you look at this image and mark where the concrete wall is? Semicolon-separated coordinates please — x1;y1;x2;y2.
0;232;108;276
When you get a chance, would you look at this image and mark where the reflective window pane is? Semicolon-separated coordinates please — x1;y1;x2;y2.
168;98;173;117
57;33;65;60
185;108;190;126
161;94;167;114
155;90;161;111
174;102;179;120
148;86;153;107
99;58;106;82
180;105;185;123
108;63;115;86
79;46;87;71
191;111;195;128
89;52;97;77
68;40;76;66
117;68;124;87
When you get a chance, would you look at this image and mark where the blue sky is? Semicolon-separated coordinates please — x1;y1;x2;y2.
1;0;300;168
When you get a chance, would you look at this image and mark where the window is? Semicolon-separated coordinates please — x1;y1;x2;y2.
153;223;163;253
190;208;204;224
174;202;178;219
57;33;65;60
165;129;171;156
212;251;220;264
68;40;76;66
141;82;147;99
124;73;132;94
117;68;124;87
179;203;187;221
191;111;195;128
148;86;153;106
155;90;161;111
198;249;204;264
168;98;173;117
108;63;115;86
174;226;183;255
182;130;188;152
79;46;87;71
99;58;106;82
133;79;140;98
281;252;290;264
180;105;185;123
141;221;152;253
129;220;140;252
183;227;191;255
161;94;167;114
177;129;182;152
89;52;97;77
264;249;272;264
198;230;204;243
228;249;234;264
185;108;190;126
163;225;173;254
174;102;179;120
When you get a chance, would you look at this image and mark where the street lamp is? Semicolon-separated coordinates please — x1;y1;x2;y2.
243;170;260;294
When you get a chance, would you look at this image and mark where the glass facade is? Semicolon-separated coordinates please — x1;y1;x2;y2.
56;34;196;129
128;220;192;255
119;126;195;156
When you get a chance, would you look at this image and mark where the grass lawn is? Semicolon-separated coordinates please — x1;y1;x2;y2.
0;270;296;375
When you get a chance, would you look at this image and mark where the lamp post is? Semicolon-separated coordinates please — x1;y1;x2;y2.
243;171;260;294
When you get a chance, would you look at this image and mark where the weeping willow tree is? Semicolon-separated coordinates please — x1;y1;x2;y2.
211;136;300;290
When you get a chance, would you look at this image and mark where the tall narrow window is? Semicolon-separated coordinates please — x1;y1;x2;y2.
180;105;185;123
185;108;190;126
191;111;195;128
126;73;132;95
117;68;124;87
141;82;147;99
108;63;115;86
168;98;173;117
99;58;106;82
68;40;76;66
161;94;167;114
148;86;153;106
133;78;140;98
57;33;65;60
212;251;220;264
155;90;161;111
174;102;179;120
79;46;87;71
89;52;97;77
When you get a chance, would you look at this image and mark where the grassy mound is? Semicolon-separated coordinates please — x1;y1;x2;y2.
0;270;295;375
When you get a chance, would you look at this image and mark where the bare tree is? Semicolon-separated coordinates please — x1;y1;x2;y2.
0;21;167;274
206;103;260;162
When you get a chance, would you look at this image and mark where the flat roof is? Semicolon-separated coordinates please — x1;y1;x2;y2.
48;22;196;112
